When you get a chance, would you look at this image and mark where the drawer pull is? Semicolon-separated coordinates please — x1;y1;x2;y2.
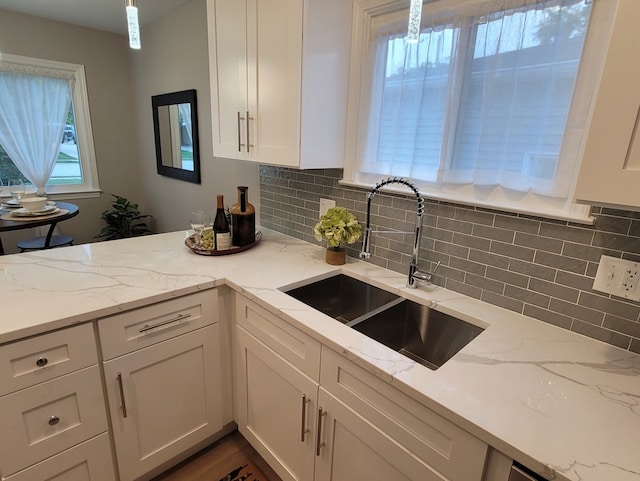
139;313;192;333
316;407;327;456
48;415;60;426
36;357;48;367
300;394;310;442
117;372;128;418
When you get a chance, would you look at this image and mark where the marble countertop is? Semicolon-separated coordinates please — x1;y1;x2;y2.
0;229;638;481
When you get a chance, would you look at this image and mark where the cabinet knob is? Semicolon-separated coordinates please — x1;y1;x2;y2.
48;415;60;426
36;357;48;367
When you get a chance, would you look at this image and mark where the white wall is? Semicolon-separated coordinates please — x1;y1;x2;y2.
130;0;260;234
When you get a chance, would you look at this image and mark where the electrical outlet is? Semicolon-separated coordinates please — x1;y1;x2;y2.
319;198;335;218
593;255;640;301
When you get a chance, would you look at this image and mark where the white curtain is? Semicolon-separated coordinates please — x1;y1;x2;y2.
361;0;591;199
0;68;73;195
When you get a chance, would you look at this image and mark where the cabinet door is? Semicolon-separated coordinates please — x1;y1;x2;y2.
574;0;640;208
314;388;451;481
248;0;302;166
235;325;317;481
103;325;223;481
209;0;249;160
5;433;116;481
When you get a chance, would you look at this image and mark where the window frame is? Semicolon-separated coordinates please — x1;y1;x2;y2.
342;0;616;224
0;53;100;198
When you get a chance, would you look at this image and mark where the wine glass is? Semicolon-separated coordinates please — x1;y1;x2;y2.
8;179;25;204
190;211;206;245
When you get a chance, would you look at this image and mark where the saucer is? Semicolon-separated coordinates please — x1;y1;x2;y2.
1;200;21;209
11;206;59;217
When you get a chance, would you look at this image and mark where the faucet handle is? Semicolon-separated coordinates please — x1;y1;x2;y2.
412;261;441;284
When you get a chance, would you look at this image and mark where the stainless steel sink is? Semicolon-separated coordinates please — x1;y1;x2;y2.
351;299;483;370
284;274;400;324
283;274;484;370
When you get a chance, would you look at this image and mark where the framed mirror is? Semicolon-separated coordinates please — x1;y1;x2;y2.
152;89;201;184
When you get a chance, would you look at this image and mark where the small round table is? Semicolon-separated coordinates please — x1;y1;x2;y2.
0;202;79;255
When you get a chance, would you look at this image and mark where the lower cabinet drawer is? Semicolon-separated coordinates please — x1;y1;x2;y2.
0;365;109;477
0;323;98;396
4;433;116;481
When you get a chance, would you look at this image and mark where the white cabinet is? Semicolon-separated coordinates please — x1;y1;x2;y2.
208;0;352;168
235;326;318;481
234;295;321;481
234;294;488;481
0;323;115;481
318;347;488;481
99;291;226;481
574;0;640;209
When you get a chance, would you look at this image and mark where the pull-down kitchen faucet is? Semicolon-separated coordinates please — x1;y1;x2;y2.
359;177;440;288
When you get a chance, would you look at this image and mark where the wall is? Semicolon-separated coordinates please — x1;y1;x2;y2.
0;8;142;252
130;0;259;233
260;166;640;353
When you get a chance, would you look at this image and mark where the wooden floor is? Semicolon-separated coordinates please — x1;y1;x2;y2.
153;431;282;481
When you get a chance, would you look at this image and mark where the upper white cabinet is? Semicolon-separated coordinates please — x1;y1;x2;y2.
208;0;352;168
574;0;640;209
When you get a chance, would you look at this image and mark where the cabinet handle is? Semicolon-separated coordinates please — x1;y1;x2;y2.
315;407;327;456
237;111;245;152
117;372;128;418
246;111;253;153
139;313;191;333
300;394;310;442
36;357;48;367
48;415;60;426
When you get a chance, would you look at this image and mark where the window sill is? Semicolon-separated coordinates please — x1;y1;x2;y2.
338;179;595;225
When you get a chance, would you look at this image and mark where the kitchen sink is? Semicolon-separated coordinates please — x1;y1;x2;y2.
283;274;484;370
284;274;400;324
351;299;484;370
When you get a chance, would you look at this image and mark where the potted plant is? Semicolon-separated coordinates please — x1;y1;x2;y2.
313;206;362;265
95;194;153;241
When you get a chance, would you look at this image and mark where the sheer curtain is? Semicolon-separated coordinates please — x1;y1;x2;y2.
0;67;73;195
360;0;591;201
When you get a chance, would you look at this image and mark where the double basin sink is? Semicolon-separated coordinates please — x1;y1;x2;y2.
283;274;483;370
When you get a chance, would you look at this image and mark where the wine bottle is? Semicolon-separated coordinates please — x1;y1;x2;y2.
213;195;231;250
230;186;255;247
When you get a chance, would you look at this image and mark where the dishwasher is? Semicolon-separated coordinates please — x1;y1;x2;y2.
509;462;548;481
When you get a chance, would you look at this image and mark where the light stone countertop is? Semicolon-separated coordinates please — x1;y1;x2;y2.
0;229;638;481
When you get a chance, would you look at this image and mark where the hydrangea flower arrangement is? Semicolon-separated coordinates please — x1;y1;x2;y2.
313;207;362;249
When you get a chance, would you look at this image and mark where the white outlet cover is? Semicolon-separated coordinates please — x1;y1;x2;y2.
319;198;336;218
593;255;640;302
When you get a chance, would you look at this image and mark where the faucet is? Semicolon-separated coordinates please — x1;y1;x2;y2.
359;177;440;288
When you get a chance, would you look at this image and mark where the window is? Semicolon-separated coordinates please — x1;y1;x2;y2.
0;54;100;196
344;0;614;222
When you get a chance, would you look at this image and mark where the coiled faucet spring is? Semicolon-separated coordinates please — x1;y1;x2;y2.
359;177;439;288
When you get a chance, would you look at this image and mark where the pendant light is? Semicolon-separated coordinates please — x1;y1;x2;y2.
407;0;423;43
125;0;141;50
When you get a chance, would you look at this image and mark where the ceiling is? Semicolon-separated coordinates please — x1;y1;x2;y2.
0;0;193;35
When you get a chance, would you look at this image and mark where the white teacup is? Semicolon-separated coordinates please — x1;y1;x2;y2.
20;197;48;212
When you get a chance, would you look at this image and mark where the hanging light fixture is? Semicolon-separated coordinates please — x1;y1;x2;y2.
407;0;423;43
125;0;141;50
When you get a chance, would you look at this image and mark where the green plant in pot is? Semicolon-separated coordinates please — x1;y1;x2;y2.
95;194;153;241
313;206;362;265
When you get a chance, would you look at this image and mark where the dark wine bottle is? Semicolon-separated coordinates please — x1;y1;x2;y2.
213;195;231;250
231;186;255;247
